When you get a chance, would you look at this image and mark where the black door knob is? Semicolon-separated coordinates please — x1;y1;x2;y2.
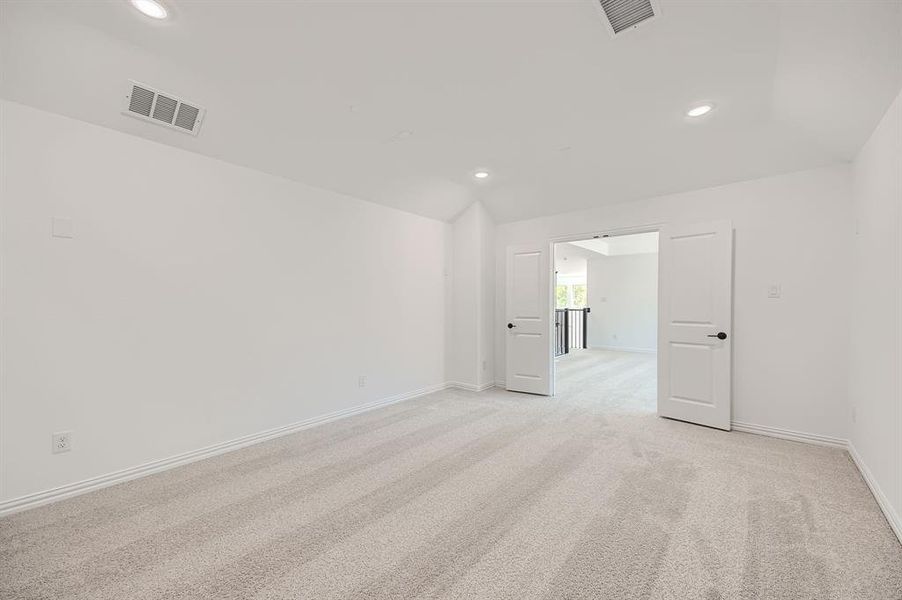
507;323;516;329
707;332;727;340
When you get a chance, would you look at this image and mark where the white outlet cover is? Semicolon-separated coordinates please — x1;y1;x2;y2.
52;431;72;454
767;284;782;298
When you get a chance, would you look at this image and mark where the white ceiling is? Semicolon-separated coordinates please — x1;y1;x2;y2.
2;1;901;223
555;243;594;278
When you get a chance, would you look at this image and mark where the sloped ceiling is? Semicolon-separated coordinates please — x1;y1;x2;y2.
2;0;900;223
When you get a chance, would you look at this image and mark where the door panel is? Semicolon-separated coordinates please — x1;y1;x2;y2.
669;343;714;404
506;244;552;395
511;251;542;318
670;234;715;323
658;221;733;430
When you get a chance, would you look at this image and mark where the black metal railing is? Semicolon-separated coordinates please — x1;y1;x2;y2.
554;308;589;356
554;309;568;356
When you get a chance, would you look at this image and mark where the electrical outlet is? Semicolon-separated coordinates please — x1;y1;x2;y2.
52;431;72;454
358;375;366;388
767;284;782;299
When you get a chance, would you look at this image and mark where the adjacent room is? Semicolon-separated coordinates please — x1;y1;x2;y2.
553;232;658;412
1;1;901;598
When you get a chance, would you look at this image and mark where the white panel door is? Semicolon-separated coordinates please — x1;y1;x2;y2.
658;221;733;430
505;243;552;395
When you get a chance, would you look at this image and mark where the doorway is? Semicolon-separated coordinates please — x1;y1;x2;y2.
505;221;732;430
552;232;659;412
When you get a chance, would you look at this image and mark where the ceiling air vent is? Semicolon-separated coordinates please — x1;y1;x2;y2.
122;81;205;136
597;0;658;35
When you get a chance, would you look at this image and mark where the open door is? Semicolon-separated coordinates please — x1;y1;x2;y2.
505;243;552;395
658;221;733;430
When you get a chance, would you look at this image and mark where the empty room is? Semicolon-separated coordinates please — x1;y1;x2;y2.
1;1;900;599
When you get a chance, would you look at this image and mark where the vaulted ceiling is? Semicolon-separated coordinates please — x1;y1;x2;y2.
2;1;900;223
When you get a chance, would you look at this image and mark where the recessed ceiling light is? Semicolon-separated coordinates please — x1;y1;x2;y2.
474;171;490;179
686;104;714;118
130;0;168;19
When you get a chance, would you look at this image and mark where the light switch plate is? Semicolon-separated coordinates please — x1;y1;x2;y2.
767;284;782;299
51;217;74;239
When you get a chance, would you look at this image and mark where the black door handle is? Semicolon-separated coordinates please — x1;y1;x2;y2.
507;323;516;329
707;332;727;340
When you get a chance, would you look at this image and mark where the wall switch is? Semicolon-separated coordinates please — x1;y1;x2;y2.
767;284;782;299
51;217;74;239
358;375;366;388
52;431;72;454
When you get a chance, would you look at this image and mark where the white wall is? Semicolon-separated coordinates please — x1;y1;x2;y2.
849;88;902;538
0;101;449;505
586;252;657;353
479;203;495;388
496;165;854;440
447;201;494;389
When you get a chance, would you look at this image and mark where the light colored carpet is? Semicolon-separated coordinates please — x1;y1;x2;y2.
555;348;657;412
2;350;900;599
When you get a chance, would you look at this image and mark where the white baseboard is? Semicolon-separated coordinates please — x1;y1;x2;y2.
730;420;847;448
590;345;657;354
723;421;901;545
0;382;447;517
6;386;897;547
446;381;496;392
848;442;902;545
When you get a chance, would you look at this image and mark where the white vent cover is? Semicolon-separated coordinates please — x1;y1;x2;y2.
122;81;205;135
596;0;658;35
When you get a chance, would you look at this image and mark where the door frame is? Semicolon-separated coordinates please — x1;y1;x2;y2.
548;223;664;396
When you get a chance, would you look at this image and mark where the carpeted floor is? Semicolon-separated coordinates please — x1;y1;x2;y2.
554;348;657;412
2;350;900;599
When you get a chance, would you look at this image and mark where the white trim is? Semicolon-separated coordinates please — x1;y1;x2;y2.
589;345;657;354
8;382;896;548
549;223;664;245
848;442;902;544
724;422;900;545
0;382;447;517
730;420;847;448
446;381;496;392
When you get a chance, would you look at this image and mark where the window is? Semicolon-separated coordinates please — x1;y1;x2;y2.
572;284;587;308
556;285;569;309
556;283;587;309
